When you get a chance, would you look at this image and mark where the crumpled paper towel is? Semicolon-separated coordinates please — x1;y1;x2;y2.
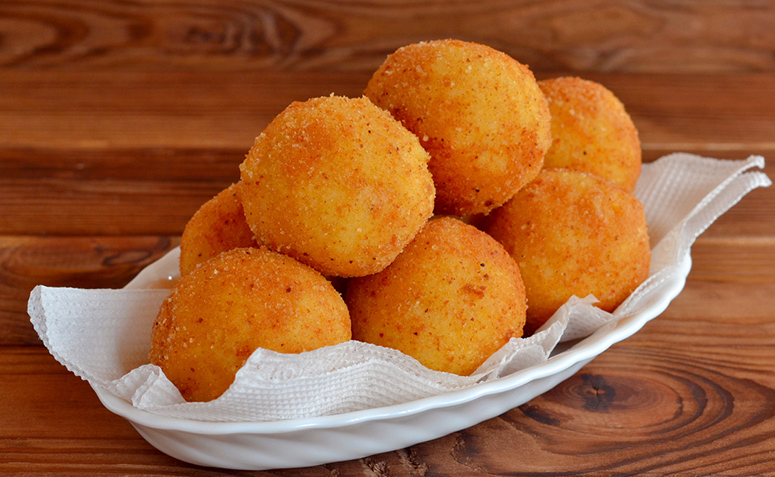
28;153;770;422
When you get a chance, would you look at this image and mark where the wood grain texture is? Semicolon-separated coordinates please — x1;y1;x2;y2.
0;70;368;149
2;1;775;73
2;1;774;474
0;236;177;345
0;347;198;475
2;71;775;150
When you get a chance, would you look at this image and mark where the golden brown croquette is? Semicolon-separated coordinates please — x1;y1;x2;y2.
347;217;526;376
538;77;642;192
150;247;351;402
486;169;650;334
179;183;258;276
365;39;551;216
237;95;435;278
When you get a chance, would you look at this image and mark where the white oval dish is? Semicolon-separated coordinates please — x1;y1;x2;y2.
93;249;691;470
73;153;771;469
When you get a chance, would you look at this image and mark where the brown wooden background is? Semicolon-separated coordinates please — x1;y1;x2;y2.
2;1;774;475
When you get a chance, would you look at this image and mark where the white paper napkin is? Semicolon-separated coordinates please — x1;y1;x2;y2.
29;153;770;422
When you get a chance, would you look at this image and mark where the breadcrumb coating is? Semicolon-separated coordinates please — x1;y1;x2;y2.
539;77;642;192
347;217;526;376
365;39;551;216
150;247;351;402
238;95;435;278
486;169;650;334
179;183;258;276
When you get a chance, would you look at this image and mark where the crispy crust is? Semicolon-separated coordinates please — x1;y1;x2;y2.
365;39;551;216
150;247;351;402
238;95;435;278
539;77;642;192
486;169;650;334
179;183;258;276
347;217;526;376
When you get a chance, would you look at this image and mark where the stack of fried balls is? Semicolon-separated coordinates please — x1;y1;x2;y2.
149;39;651;402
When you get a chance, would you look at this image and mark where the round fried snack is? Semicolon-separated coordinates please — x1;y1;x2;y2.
486;169;650;335
346;217;526;376
538;77;641;192
238;95;435;278
179;183;258;276
364;39;551;217
149;247;351;402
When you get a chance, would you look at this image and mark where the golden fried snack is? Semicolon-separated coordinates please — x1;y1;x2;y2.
238;95;435;278
364;39;551;217
149;247;351;402
486;169;650;335
346;217;526;376
538;77;641;192
179;183;258;276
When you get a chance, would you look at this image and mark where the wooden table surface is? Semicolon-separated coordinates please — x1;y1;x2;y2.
2;1;774;475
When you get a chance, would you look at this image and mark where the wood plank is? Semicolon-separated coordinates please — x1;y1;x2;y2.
588;73;775;151
0;146;243;182
0;146;245;236
0;347;204;475
692;170;774;239
1;1;775;74
0;170;770;238
0;236;177;346
0;178;227;236
641;149;773;239
439;339;775;475
652;237;775;323
1;71;774;150
0;70;368;150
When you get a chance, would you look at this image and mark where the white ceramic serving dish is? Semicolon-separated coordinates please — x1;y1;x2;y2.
93;248;691;470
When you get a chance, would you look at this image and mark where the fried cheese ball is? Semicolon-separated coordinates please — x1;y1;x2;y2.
486;169;650;335
149;247;351;402
364;39;551;217
346;217;526;376
238;95;435;278
179;183;258;276
538;77;642;192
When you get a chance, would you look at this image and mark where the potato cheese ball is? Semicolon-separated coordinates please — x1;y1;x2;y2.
149;247;351;402
365;39;552;217
238;95;435;278
538;77;642;192
152;38;652;402
179;183;258;276
486;169;650;335
347;217;527;376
